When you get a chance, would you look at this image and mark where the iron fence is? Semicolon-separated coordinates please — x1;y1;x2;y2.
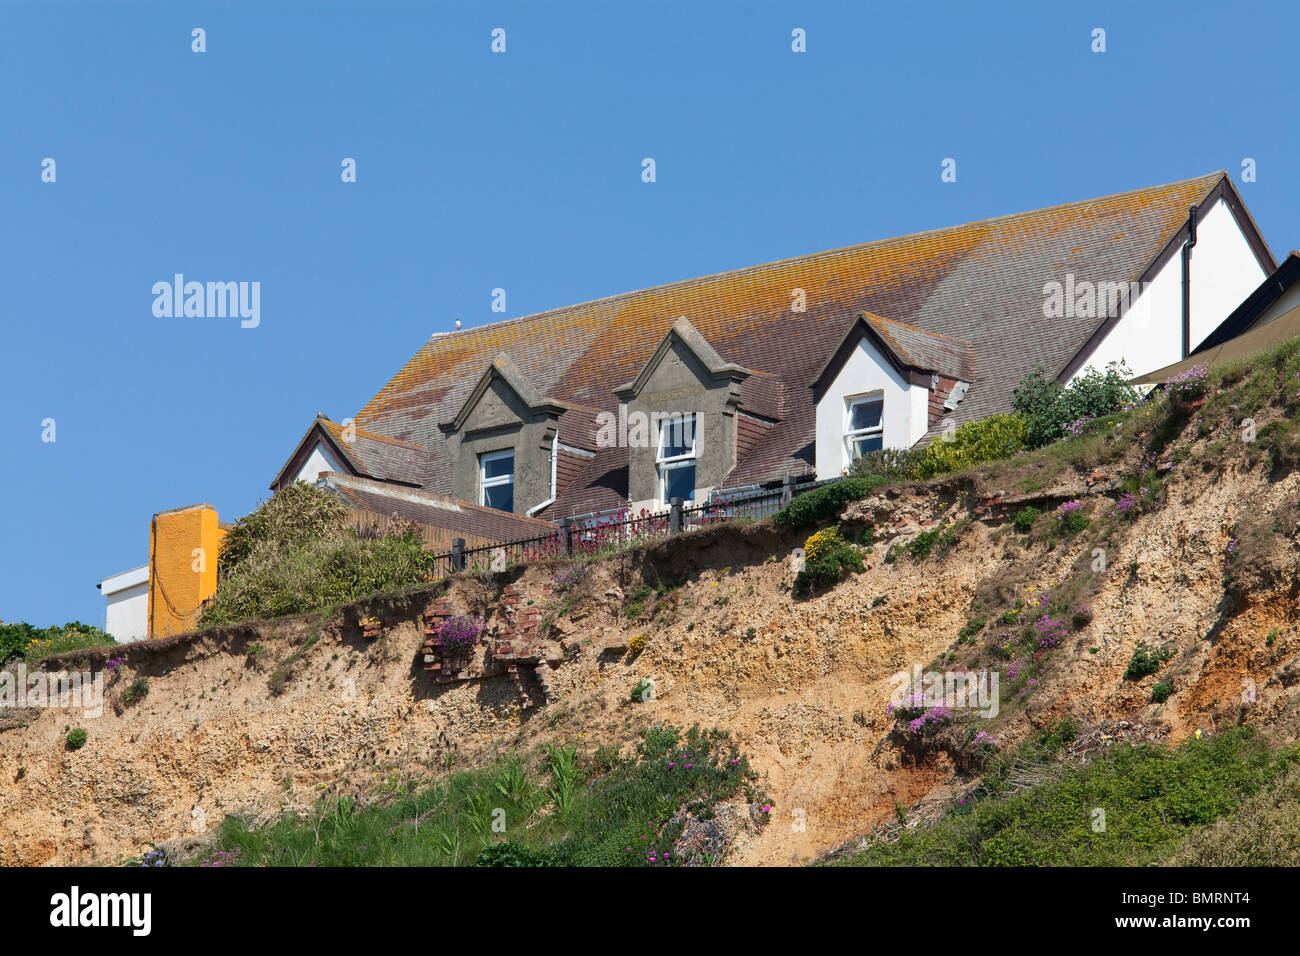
431;472;827;577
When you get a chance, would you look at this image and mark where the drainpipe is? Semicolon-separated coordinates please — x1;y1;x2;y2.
527;432;559;517
1181;204;1198;359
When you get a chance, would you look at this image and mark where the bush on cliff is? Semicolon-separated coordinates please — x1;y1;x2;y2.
200;483;433;627
774;476;891;528
911;413;1029;480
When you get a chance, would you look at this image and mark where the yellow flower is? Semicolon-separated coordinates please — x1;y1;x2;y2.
802;527;843;564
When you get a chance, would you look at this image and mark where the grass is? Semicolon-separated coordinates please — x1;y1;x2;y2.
269;628;322;695
120;677;150;708
828;726;1297;866
1168;762;1300;865
181;724;757;867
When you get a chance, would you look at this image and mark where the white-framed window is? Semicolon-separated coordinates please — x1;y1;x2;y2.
656;413;697;504
479;449;515;512
844;393;884;463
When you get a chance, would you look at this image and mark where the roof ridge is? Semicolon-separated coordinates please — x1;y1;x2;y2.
321;472;557;526
322;420;427;451
417;172;1225;342
862;309;975;348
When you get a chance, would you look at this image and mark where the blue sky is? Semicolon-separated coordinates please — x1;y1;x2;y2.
2;0;1297;629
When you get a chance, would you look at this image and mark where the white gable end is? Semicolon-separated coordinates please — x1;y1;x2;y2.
814;335;928;479
295;441;346;485
1071;196;1268;382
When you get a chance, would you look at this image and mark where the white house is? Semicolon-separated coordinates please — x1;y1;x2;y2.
97;565;149;643
809;173;1274;477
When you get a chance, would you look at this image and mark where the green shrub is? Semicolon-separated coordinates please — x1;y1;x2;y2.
1012;362;1138;449
475;841;552;867
795;528;864;594
847;447;922;482
958;618;986;641
66;728;87;751
1151;681;1173;703
630;678;655;703
0;621;41;665
1057;508;1090;536
1012;506;1040;534
216;481;349;579
906;522;961;560
1166;764;1300;865
912;414;1028;480
774;476;890;527
1124;641;1174;681
200;483;433;627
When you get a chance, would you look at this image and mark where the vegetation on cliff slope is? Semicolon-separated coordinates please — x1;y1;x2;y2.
200;483;434;627
829;725;1300;867
169;724;762;867
1;620;116;666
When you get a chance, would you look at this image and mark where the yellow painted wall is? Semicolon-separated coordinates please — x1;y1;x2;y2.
147;504;223;638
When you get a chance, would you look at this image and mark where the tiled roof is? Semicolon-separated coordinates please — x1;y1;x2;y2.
865;313;975;382
350;172;1231;510
319;472;556;541
317;419;433;487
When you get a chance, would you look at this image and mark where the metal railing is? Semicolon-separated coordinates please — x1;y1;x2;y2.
431;472;825;577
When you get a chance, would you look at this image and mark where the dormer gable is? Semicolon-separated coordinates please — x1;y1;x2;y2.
439;352;568;437
614;316;750;413
436;353;567;515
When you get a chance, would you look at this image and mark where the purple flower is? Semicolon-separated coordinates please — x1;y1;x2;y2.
1033;613;1068;648
437;615;485;651
1166;365;1208;398
1064;416;1095;437
1056;500;1083;521
908;707;952;737
887;693;927;721
550;564;588;589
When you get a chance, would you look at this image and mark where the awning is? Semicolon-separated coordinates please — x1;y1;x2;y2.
1130;302;1300;386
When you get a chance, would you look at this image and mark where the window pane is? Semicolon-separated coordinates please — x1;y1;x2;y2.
659;416;695;459
482;452;514;480
849;399;882;431
663;464;696;503
483;482;513;512
852;434;883;458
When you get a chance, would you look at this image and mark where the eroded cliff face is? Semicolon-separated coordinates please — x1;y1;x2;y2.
4;442;1300;867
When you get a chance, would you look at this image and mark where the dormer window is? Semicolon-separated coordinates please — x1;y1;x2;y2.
656;414;697;504
479;449;515;511
845;394;884;462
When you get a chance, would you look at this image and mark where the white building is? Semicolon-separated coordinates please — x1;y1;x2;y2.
810;173;1274;478
98;565;149;642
